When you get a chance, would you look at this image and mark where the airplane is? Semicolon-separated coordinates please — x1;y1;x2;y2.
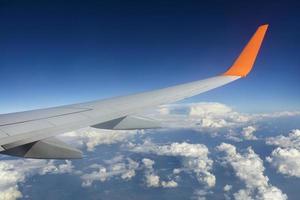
0;24;268;159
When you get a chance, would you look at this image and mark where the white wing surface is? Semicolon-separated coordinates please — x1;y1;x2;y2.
0;25;268;159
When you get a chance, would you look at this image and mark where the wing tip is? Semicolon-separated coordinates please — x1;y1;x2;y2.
223;24;269;77
260;24;269;29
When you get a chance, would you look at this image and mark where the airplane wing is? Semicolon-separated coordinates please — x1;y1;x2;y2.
0;25;268;159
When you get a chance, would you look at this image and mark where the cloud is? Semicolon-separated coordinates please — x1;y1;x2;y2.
266;129;300;149
132;140;209;157
52;103;300;154
0;102;297;200
59;128;138;151
192;189;213;200
0;159;74;200
223;126;257;143
145;174;160;187
81;155;139;187
223;184;232;192
142;158;155;168
161;180;178;188
130;141;215;188
216;143;287;200
266;129;300;177
189;102;232;116
157;102;232;117
39;160;74;175
254;111;300;119
241;126;257;140
185;158;215;188
154;103;299;131
267;147;300;177
142;158;178;188
223;184;233;200
148;103;300;144
142;158;160;187
155;103;249;129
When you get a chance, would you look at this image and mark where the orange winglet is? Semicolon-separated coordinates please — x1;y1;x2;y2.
223;24;268;77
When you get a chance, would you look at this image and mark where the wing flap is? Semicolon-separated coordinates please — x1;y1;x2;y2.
1;120;54;136
91;115;161;130
1;137;82;159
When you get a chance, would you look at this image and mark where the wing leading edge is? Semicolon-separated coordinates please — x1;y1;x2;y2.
0;25;268;159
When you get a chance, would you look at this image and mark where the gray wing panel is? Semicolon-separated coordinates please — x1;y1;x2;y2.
0;75;239;149
92;115;161;130
0;107;91;126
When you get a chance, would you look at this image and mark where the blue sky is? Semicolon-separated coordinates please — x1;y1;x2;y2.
0;0;299;114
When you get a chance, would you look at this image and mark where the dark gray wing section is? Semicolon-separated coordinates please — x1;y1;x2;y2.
1;138;82;159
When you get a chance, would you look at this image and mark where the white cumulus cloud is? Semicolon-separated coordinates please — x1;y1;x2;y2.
142;158;178;188
241;126;257;140
141;160;158;188
149;103;299;142
266;129;300;149
0;159;74;200
161;180;178;188
81;156;139;187
266;129;300;177
59;128;138;151
267;148;300;177
155;102;249;129
130;141;215;189
223;184;232;192
216;143;287;200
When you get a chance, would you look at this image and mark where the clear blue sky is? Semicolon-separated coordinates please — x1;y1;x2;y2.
0;0;299;113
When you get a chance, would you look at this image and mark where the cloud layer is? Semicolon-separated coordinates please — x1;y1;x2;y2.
0;102;299;200
155;103;299;130
155;102;250;129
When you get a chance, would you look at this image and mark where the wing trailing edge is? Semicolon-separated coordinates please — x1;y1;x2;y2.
0;138;82;159
91;115;161;130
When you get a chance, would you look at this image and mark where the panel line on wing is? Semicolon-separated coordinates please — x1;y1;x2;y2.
0;108;93;127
